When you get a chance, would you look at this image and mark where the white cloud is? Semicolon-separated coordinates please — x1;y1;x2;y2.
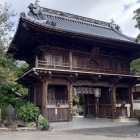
0;0;140;37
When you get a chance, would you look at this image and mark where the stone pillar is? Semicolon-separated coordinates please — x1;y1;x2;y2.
110;84;116;118
42;81;48;116
95;97;99;117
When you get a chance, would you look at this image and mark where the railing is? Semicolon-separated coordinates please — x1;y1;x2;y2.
33;59;130;75
38;60;70;69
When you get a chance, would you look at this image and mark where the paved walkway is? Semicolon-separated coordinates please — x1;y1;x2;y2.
50;116;138;131
0;116;139;139
50;116;140;137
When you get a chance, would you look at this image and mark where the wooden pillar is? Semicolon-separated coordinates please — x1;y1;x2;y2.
34;84;37;105
83;94;87;117
128;87;134;117
68;83;73;121
69;51;73;70
110;84;116;118
42;81;48;116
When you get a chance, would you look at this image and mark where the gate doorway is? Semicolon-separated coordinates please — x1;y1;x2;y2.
73;86;98;117
73;87;111;118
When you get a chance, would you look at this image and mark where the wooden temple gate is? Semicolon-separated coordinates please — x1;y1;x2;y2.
33;82;133;122
8;2;140;122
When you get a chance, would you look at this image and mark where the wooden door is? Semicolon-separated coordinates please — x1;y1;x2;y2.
46;85;69;122
84;94;95;117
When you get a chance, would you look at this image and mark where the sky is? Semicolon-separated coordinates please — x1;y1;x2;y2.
1;0;140;38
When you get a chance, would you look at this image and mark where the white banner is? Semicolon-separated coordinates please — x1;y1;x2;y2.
74;87;95;94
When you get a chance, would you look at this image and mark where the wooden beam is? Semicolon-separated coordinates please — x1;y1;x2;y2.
48;81;68;85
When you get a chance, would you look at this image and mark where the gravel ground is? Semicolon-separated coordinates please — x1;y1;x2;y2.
0;131;139;140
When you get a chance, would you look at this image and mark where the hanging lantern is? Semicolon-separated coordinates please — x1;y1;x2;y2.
94;88;101;97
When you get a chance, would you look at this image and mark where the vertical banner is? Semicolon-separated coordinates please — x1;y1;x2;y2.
69;83;73;120
113;91;117;115
111;85;116;117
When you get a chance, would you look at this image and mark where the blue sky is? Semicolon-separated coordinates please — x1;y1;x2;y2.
0;0;140;38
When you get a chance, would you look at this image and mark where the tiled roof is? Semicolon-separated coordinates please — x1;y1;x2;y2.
21;3;137;43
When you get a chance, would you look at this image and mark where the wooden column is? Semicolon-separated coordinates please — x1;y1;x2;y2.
110;84;116;118
68;82;73;121
83;94;87;117
42;81;48;116
34;84;37;105
128;87;134;117
69;51;73;70
28;86;31;102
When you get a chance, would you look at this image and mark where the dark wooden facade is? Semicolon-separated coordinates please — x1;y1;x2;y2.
8;3;140;121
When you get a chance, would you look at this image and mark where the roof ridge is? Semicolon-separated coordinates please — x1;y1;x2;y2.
42;7;111;29
44;12;112;30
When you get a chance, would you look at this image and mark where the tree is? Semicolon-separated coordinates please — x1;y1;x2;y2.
130;8;140;73
0;3;17;85
0;3;28;108
130;58;140;73
133;8;140;30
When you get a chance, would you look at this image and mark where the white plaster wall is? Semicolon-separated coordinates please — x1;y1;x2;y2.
133;100;140;110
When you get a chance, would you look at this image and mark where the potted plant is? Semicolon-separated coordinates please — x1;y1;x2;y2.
40;118;49;131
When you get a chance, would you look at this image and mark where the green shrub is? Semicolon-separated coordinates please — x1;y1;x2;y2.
138;116;140;122
18;102;40;123
40;118;49;127
14;99;27;113
1;109;9;120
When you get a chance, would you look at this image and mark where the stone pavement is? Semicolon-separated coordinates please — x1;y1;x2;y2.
0;131;139;140
50;116;138;131
0;116;140;140
50;116;140;137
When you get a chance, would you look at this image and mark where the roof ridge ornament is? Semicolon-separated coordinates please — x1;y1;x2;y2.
35;0;40;6
28;1;41;14
110;19;121;32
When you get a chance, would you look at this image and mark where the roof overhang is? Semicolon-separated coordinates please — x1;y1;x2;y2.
8;16;140;61
17;67;140;87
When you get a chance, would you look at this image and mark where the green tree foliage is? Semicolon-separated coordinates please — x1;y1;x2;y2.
131;8;140;73
131;58;140;73
133;8;140;30
0;3;17;85
0;3;28;108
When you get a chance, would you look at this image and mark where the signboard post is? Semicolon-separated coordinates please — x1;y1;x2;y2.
0;109;1;122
